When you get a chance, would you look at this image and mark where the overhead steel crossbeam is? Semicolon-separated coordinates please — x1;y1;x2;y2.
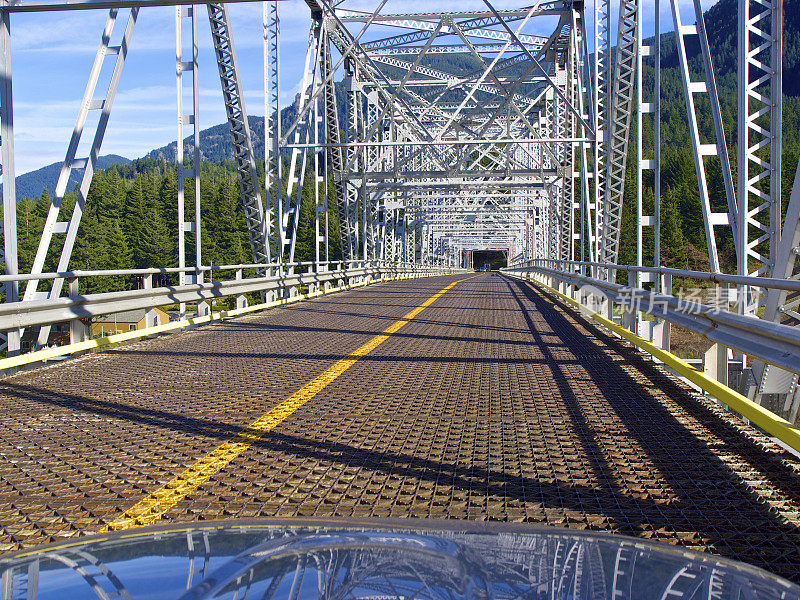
286;0;583;266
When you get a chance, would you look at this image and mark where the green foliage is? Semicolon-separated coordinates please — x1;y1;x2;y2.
9;152;345;295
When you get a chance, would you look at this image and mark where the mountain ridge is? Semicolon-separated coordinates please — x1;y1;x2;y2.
10;154;132;201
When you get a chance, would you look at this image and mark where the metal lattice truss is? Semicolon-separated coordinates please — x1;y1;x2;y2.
272;0;591;267
598;0;637;267
0;0;796;413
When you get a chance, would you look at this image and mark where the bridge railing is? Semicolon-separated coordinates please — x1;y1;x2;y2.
0;260;462;370
505;258;800;375
504;258;800;451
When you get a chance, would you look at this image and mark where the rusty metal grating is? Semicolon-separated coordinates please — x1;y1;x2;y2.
0;274;798;582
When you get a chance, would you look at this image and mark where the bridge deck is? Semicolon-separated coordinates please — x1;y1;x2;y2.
0;273;799;581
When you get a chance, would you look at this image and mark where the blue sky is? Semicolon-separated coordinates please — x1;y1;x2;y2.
8;0;715;175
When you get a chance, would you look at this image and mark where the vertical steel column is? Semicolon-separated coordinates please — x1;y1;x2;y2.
0;9;19;355
364;91;380;260
320;23;349;265
176;5;202;317
654;0;661;279
635;0;661;339
555;63;572;264
591;0;611;267
357;88;368;263
600;0;638;271
737;0;782;286
313;62;327;268
573;4;592;269
747;1;796;410
282;20;322;265
343;60;362;262
264;0;280;265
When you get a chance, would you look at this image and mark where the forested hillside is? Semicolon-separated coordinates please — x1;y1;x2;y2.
14;158;341;294
6;154;131;201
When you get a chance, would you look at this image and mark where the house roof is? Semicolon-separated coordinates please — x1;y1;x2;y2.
94;308;166;323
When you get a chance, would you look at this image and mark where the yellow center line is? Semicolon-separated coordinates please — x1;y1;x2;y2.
107;274;481;531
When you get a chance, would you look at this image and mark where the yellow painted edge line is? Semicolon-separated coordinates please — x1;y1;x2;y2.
517;275;800;453
0;273;458;373
105;273;480;531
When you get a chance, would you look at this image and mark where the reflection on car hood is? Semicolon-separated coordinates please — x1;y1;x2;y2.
0;518;797;599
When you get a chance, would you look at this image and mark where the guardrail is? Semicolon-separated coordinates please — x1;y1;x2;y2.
503;259;800;450
504;260;800;376
0;260;464;370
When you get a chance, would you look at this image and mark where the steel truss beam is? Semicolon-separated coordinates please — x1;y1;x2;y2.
737;0;782;281
631;0;662;340
208;2;270;268
290;0;579;264
176;4;202;319
264;0;280;263
0;10;18;355
735;0;794;413
21;7;138;348
598;0;637;269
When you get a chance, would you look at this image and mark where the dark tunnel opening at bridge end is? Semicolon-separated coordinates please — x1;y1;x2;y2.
470;250;507;271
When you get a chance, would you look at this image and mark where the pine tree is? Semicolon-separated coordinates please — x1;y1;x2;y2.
106;219;132;270
101;219;132;291
158;170;179;267
137;206;172;269
294;172;316;263
34;189;51;220
124;178;145;252
215;175;247;265
72;211;111;293
661;188;687;269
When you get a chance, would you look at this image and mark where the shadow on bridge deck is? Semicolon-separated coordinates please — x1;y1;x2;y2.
0;273;798;582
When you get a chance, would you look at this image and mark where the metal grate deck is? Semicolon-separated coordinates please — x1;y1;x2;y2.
0;273;798;582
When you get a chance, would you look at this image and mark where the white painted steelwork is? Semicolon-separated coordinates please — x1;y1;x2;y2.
0;0;796;416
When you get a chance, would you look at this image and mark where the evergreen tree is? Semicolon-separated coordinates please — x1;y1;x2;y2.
72;210;110;293
123;178;145;252
660;188;687;269
215;175;247;265
294;172;317;263
34;189;51;220
107;219;132;270
137;206;172;269
158;170;179;267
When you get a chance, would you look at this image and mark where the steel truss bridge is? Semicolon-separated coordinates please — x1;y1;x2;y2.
0;0;798;597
